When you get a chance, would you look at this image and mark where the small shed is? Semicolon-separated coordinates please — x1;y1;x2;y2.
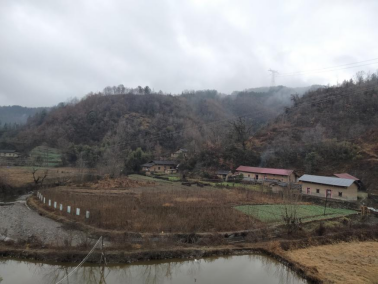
216;170;232;181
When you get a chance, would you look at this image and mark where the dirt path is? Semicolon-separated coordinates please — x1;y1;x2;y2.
0;196;83;245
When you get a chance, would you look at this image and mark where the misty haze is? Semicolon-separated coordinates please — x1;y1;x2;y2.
1;1;378;284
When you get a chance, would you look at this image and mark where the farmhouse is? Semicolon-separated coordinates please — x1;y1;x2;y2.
216;170;232;181
171;148;188;159
235;166;296;183
141;160;177;173
0;150;19;158
334;173;364;190
299;174;358;201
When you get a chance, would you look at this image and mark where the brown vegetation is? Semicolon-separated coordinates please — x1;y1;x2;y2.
0;167;88;187
36;182;283;233
286;241;378;284
87;176;155;189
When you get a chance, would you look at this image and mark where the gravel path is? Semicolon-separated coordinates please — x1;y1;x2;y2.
0;196;84;245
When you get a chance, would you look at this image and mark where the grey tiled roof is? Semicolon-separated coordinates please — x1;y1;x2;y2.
148;160;177;165
299;174;354;187
0;150;16;153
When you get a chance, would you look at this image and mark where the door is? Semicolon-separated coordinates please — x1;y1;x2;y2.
255;174;259;180
306;188;311;194
326;189;332;198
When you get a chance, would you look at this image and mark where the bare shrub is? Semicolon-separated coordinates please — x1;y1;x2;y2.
280;189;302;235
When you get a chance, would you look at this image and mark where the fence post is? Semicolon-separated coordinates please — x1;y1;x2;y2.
67;206;71;214
48;200;51;206
76;208;80;216
43;197;46;204
60;204;63;211
86;211;90;219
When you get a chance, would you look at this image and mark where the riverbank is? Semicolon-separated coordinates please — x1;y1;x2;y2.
2;225;378;284
0;242;323;283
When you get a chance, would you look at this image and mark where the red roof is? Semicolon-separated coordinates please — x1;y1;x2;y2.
236;166;293;176
334;173;359;181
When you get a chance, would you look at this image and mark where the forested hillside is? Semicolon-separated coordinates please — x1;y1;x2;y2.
0;106;47;125
253;74;378;190
0;85;316;171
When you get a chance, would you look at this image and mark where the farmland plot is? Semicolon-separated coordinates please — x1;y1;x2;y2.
234;204;357;223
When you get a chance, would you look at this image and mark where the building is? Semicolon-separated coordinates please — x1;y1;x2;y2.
269;181;302;193
235;166;296;183
141;160;177;173
216;170;232;181
0;150;19;158
334;173;359;181
334;173;364;190
299;174;358;201
171;148;188;159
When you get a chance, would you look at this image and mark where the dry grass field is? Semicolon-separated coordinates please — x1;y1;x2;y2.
287;241;378;284
0;166;90;187
36;177;284;233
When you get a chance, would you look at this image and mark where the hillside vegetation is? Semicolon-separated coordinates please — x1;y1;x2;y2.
253;74;378;190
0;86;316;171
0;105;48;125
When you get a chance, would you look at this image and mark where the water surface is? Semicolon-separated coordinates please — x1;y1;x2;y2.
0;254;307;284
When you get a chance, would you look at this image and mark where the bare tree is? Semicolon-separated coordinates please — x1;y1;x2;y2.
76;151;87;181
32;168;48;186
230;117;253;150
280;186;302;235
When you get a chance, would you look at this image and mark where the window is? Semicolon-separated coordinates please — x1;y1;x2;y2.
158;167;160;170
248;174;250;177
316;189;320;193
339;192;343;197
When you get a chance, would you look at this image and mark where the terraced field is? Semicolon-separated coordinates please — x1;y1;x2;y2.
234;204;357;223
30;146;62;167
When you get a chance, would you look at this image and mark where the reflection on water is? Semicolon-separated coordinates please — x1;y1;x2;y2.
0;254;307;284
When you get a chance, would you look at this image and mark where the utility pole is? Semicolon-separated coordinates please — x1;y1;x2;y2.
268;69;279;86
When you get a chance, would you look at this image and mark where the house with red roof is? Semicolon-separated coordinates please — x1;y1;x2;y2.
334;173;359;181
334;173;364;191
235;166;297;183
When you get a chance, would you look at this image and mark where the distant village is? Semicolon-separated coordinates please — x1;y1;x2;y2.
141;148;363;202
0;147;365;202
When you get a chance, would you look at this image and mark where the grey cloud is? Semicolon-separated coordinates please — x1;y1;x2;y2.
1;0;378;107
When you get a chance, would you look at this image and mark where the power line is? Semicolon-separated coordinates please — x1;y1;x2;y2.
293;82;378;108
278;57;378;76
278;62;378;78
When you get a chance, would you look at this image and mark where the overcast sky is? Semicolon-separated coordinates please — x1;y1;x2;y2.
1;0;378;107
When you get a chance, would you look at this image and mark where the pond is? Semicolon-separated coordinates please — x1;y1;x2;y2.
0;254;307;284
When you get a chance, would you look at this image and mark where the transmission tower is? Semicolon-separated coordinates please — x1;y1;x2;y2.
268;69;279;86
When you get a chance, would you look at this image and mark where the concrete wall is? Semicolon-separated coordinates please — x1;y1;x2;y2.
300;181;358;201
237;171;296;183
